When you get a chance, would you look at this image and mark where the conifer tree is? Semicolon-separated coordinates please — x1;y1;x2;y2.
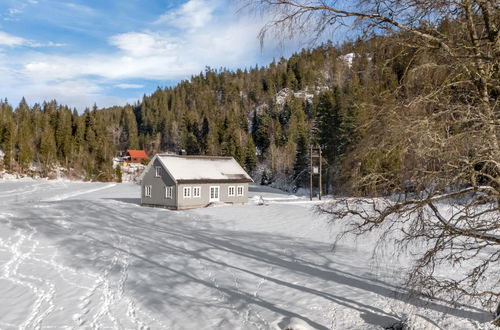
2;120;14;170
244;138;258;172
123;106;139;149
115;164;122;183
315;89;341;164
56;107;73;167
16;98;34;171
293;132;309;186
200;116;210;153
0;100;14;169
39;122;57;175
251;110;271;155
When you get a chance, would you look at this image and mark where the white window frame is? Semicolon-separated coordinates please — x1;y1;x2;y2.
192;186;201;198
155;166;162;177
228;186;235;197
237;186;244;196
209;186;220;202
145;185;152;197
165;186;173;199
183;186;192;198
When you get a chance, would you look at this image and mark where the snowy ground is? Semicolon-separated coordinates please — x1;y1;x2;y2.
0;180;495;329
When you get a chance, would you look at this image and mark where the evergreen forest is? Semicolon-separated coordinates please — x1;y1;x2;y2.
0;26;497;196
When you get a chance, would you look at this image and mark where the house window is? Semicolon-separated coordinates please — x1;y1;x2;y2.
228;186;235;196
237;186;244;196
155;166;162;177
210;186;220;201
183;187;191;198
192;187;201;198
145;185;152;197
165;186;173;199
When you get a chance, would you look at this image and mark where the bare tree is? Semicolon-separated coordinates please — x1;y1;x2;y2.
243;0;500;317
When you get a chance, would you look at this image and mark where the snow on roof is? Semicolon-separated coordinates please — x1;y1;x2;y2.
157;155;252;183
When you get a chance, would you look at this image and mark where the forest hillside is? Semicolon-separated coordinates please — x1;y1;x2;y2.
0;24;497;197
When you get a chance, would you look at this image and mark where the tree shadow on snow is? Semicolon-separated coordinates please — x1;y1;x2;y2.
4;199;492;329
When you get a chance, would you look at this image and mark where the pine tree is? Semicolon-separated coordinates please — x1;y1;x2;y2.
293;133;309;186
39;122;57;175
244;138;258;172
2;120;14;170
55;107;73;167
16;98;34;171
123;106;139;149
315;89;341;164
251;110;271;155
115;165;122;183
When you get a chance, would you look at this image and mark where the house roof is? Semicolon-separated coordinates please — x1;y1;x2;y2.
150;155;253;183
127;150;148;159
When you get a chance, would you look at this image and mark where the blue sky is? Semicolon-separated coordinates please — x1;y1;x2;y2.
0;0;304;111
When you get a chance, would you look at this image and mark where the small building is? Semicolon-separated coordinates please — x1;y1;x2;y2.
125;150;148;164
140;154;253;210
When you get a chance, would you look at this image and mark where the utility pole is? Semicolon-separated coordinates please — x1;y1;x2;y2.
319;145;322;200
309;145;313;201
309;144;323;201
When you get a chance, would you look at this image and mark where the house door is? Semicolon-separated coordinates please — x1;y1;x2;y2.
209;186;220;202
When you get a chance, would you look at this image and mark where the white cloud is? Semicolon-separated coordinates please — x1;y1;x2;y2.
116;83;144;89
3;0;40;21
1;0;292;110
8;8;23;15
1;77;134;110
63;3;96;15
0;31;28;47
155;0;216;30
109;32;178;57
45;41;66;47
0;31;66;48
20;7;266;82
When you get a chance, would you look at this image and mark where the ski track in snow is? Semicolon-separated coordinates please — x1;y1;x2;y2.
0;224;56;330
43;183;117;202
0;181;496;329
188;210;270;330
0;182;157;330
71;203;156;330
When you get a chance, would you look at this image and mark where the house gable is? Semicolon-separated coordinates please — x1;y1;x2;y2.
141;155;177;208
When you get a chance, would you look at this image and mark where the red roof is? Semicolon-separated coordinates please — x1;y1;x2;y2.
127;150;148;159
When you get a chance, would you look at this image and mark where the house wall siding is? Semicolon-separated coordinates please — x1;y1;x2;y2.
177;183;248;209
141;158;177;208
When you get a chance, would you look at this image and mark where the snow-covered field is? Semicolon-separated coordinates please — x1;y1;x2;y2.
0;180;495;329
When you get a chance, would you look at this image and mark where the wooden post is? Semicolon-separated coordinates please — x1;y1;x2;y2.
310;145;313;201
319;145;322;200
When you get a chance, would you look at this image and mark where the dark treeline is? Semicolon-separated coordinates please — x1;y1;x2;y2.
0;33;456;191
0;100;115;180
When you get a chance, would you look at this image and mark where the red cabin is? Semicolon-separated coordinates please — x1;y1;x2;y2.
126;150;148;163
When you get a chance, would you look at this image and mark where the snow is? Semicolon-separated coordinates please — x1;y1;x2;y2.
115;161;145;183
340;53;355;68
156;155;252;182
0;180;495;329
275;88;314;106
276;88;293;105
